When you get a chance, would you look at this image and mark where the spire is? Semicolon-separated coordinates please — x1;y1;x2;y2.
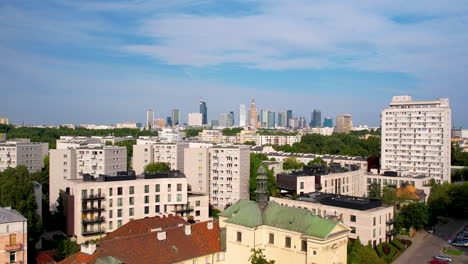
255;165;269;210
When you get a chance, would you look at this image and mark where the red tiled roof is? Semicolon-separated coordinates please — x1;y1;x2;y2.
36;250;57;264
58;249;112;264
103;214;188;241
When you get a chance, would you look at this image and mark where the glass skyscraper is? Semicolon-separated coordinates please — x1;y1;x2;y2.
286;110;293;127
311;109;322;127
171;109;180;126
323;117;333;128
199;98;208;125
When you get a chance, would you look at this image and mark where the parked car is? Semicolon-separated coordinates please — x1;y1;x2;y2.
426;227;435;234
434;255;452;263
430;259;449;264
451;238;468;247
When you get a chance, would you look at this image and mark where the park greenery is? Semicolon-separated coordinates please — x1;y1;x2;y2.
221;127;243;136
144;162;171;173
183;128;204;138
282;157;304;170
273;133;381;157
395;202;429;231
347;237;410;264
250;153;278;200
427;181;468;221
307;157;327;166
451;142;468;166
0;124;156;149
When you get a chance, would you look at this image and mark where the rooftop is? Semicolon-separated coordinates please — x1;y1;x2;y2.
78;170;186;183
0;207;27;224
297;192;384;211
265;151;367;161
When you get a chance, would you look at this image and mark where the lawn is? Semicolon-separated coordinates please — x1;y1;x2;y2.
443;249;463;255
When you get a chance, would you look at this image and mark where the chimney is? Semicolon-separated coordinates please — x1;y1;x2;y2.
207;221;213;230
81;242;96;255
157;231;166;240
185;225;191;235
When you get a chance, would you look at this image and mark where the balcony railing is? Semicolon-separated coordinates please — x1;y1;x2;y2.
82;229;106;236
386;229;398;236
4;243;23;251
82;217;105;224
82;194;105;201
174;206;194;213
386;219;396;225
82;206;105;213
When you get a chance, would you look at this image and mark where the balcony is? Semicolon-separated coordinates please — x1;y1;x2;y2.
82;217;105;224
174;206;194;214
82;229;106;236
82;206;105;213
386;219;396;225
82;194;105;201
386;229;398;236
4;243;23;251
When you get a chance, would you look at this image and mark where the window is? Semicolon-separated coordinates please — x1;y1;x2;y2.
144;185;149;193
145;196;149;204
196;210;200;216
167;194;171;202
155;205;160;213
301;240;307;252
129;208;134;216
144;206;149;214
196;200;201;206
117;209;122;217
155;184;160;192
109;188;113;196
236;231;242;242
168;184;172;192
155;195;160;202
177;183;182;191
117;187;123;195
9;234;16;245
269;233;274;244
129;186;134;194
373;217;376;226
82;190;87;198
300;182;304;189
285;237;291;248
216;253;225;261
117;198;123;207
10;251;16;263
109;210;113;218
373;229;376;238
117;220;122;228
351;227;356;234
350;215;356;222
129;197;134;205
109;221;113;230
177;194;182;202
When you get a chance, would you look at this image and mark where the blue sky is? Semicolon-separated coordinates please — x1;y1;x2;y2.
1;0;467;127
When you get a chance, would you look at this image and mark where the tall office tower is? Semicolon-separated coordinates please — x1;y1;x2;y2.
335;114;352;133
311;109;322;127
146;109;154;128
260;110;269;127
381;96;451;183
289;117;298;128
199;98;208;125
218;113;233;127
277;112;287;127
323;117;333;128
248;98;259;128
239;104;246;126
229;111;235;127
172;109;180;126
166;116;172;127
188;113;203;126
267;111;275;128
299;116;306;128
286;110;293;127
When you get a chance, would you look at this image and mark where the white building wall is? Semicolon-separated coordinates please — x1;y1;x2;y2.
0;140;48;173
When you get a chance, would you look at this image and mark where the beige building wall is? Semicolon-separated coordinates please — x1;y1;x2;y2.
297;169;367;197
0;140;48;173
184;148;210;194
335;114;352;134
220;219;348;264
133;143;189;175
381;96;451;183
257;135;301;146
271;197;394;246
237;130;258;144
0;212;27;264
266;153;368;171
209;146;250;210
188;194;210;222
365;173;432;199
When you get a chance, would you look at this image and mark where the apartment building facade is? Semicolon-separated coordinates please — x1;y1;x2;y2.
0;139;48;173
61;171;209;243
381;96;451;183
271;194;394;247
49;146;127;210
132;142;189;174
256;134;302;146
335;114;352;134
0;207;28;264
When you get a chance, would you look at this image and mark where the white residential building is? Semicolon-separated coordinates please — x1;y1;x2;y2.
0;139;48;173
188;113;203;127
256;134;302;146
158;128;185;143
49;146;127;210
381;96;451;183
239;104;247;126
60;171;209;243
132;142;189;174
146;109;154;128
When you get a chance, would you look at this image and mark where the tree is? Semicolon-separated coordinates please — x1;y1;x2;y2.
282;157;304;170
307;157;326;166
144;162;171;173
396;203;429;230
183;128;203;138
368;183;381;199
221;127;243;136
115;140;137;169
347;238;385;264
249;248;275;264
55;239;80;261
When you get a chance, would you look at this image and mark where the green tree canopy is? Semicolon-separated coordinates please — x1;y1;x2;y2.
307;157;326;166
144;162;171;173
249;248;275;264
183;128;203;138
368;183;381;199
396;203;429;230
282;157;304;170
55;239;80;261
221;127;243;136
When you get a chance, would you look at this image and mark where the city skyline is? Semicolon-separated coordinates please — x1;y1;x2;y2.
1;1;468;127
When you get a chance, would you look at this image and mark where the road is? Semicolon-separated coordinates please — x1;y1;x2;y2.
394;219;468;264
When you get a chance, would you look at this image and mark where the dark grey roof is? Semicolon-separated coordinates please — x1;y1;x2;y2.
266;152;367;161
0;207;27;224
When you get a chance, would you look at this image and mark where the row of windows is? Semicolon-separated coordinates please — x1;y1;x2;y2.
236;232;309;252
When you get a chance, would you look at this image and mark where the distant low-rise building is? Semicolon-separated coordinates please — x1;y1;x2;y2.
188;113;203;127
257;134;301;146
265;151;368;170
0;139;48;173
0;207;28;264
0;117;8;125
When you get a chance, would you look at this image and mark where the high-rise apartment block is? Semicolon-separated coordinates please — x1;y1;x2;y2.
323;117;333;128
146;109;154;129
248;98;259;128
239;104;246;126
311;109;322;128
0;139;48;173
133;142;189;175
381;96;451;183
171;109;180;126
335;114;352;133
0;117;9;125
0;207;27;264
286;110;293;127
188;113;203;127
199;98;208;125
